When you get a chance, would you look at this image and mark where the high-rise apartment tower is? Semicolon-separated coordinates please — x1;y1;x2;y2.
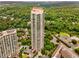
31;7;44;51
0;29;18;58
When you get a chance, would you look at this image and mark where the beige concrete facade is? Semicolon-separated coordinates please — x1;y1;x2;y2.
31;7;44;51
0;29;18;58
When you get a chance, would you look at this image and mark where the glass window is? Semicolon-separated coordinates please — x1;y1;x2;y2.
32;14;36;47
37;14;41;50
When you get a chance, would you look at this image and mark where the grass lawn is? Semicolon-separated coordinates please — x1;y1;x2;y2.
22;53;29;58
60;32;70;37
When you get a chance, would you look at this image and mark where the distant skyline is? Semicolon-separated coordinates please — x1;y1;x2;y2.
0;1;79;3
0;0;79;2
1;1;79;4
0;1;79;10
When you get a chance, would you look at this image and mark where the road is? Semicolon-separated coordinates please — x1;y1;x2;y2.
52;36;79;58
52;43;63;58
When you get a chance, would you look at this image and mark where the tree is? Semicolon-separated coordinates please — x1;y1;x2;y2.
19;52;22;58
45;45;52;51
29;46;32;49
48;53;52;58
71;39;77;45
21;39;27;45
41;48;45;55
20;38;31;46
56;39;60;43
74;48;79;55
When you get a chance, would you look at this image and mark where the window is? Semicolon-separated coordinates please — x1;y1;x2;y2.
37;14;41;50
32;14;36;47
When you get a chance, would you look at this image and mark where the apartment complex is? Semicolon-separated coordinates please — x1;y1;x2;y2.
0;29;18;58
31;7;44;51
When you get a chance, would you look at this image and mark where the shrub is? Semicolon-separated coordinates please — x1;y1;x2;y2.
74;48;79;55
71;39;77;45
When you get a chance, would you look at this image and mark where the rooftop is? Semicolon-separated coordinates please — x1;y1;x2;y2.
31;7;43;14
0;29;16;37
